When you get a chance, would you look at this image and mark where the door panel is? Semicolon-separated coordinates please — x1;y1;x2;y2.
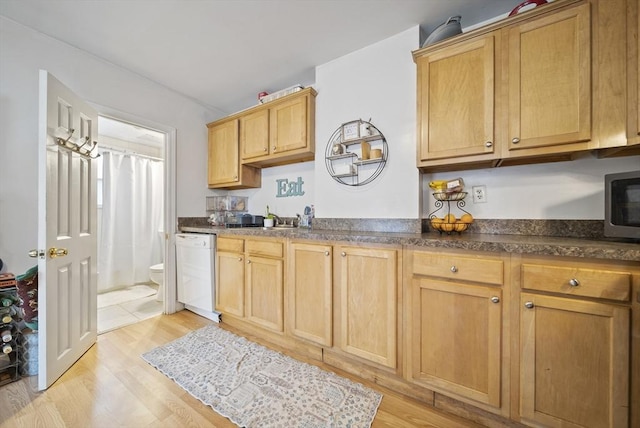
39;70;98;390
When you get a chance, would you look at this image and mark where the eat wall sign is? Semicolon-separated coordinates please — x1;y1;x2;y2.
276;177;305;198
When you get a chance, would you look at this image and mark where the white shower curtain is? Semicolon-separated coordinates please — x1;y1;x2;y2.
98;151;164;293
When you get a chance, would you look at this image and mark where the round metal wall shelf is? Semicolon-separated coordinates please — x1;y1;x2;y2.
324;120;388;186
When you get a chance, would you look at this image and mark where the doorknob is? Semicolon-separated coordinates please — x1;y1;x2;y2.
28;249;45;258
48;247;68;258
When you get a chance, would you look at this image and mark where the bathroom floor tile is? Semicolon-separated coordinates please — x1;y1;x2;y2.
98;305;138;334
121;295;163;320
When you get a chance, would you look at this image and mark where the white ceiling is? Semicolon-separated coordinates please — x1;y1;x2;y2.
0;0;519;115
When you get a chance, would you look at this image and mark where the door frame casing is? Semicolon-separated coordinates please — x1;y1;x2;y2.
93;105;179;315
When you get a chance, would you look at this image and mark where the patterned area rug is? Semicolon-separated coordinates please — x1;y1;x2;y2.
142;324;382;427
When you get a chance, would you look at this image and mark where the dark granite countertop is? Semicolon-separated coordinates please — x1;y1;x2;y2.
179;225;640;262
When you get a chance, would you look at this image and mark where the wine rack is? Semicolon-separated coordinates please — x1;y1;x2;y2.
0;286;22;386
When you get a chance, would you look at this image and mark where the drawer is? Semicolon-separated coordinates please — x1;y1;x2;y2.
246;239;284;258
217;237;244;253
521;263;631;302
413;251;504;285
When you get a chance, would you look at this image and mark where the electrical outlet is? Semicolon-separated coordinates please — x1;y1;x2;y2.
472;185;487;204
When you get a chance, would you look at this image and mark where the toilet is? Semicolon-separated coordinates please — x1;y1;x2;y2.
149;263;164;302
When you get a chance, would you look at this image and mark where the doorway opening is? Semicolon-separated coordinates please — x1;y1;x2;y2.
96;116;166;333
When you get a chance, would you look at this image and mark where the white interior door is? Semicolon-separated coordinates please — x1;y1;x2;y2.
37;70;98;390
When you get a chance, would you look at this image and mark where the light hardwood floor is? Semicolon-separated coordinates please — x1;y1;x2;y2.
0;311;483;428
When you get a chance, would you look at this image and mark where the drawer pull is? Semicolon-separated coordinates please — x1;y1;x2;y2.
491;296;500;304
524;301;534;309
450;266;458;273
568;278;580;287
512;137;520;144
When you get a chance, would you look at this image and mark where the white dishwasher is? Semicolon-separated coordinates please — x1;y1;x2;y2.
175;233;220;322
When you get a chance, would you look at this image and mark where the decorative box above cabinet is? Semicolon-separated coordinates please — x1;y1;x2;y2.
241;87;316;167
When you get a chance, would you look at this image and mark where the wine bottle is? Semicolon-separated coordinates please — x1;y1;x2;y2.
2;342;12;354
1;327;11;343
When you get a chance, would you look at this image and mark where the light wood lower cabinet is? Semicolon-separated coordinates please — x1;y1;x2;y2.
334;245;398;369
405;249;508;414
244;238;285;333
514;255;634;428
411;279;503;407
215;236;285;333
287;241;333;346
519;293;629;428
215;237;245;317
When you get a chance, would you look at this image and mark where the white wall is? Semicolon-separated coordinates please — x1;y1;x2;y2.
313;27;420;219
229;27;421;220
0;17;219;273
423;153;640;219
232;161;316;218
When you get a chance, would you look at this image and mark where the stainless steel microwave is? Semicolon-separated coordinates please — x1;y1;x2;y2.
604;170;640;240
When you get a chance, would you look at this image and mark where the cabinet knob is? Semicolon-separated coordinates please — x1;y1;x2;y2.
325;251;330;256
568;278;580;287
450;266;458;273
247;260;251;264
485;141;493;148
238;257;242;262
341;252;346;257
272;146;276;151
263;147;267;152
524;301;534;309
491;296;500;304
234;175;238;180
512;137;520;144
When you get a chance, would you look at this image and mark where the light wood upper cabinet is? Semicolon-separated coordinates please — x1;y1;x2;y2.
416;32;499;170
335;245;398;369
269;92;311;155
506;2;591;155
287;242;333;347
241;88;316;167
240;109;269;160
413;0;640;171
207;119;261;189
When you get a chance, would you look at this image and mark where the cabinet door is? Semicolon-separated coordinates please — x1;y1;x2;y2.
246;255;284;332
520;293;629;428
269;94;308;154
417;33;497;161
507;3;591;152
240;109;269;160
410;278;502;407
215;251;245;317
208;120;240;186
288;242;332;346
336;246;397;368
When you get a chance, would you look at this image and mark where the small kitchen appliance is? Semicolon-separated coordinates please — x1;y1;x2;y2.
604;170;640;240
225;213;264;228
